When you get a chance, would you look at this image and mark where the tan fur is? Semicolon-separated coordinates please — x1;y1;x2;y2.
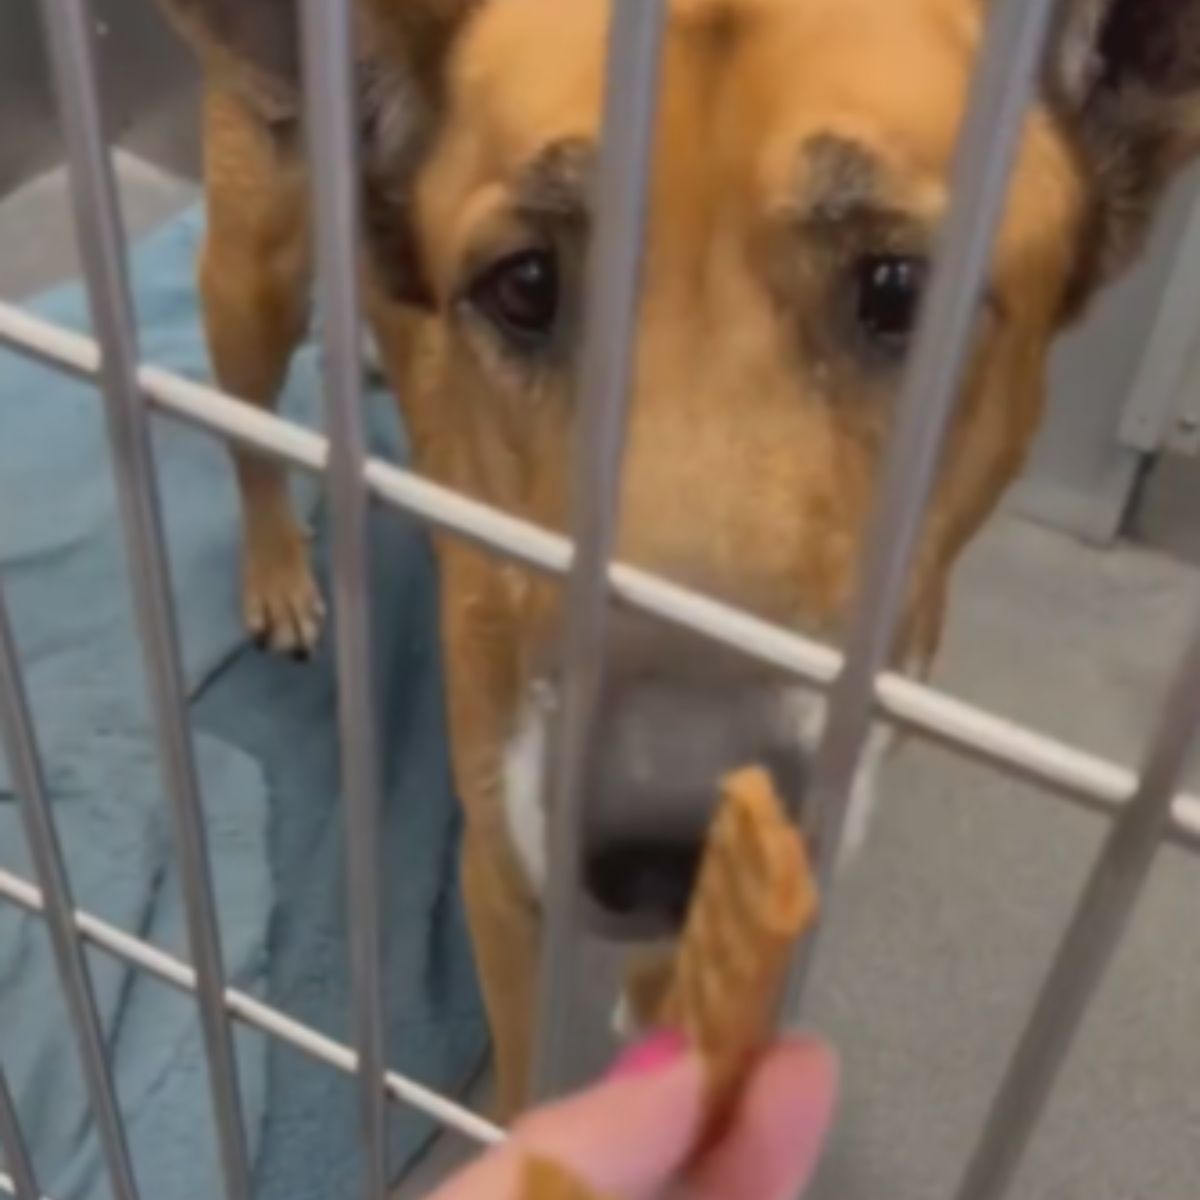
198;88;324;652
159;0;1200;1119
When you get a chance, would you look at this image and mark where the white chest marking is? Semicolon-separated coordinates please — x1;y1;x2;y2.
501;703;549;894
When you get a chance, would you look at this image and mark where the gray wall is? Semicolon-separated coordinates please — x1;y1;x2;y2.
1;0;200;201
0;2;60;196
1009;169;1200;543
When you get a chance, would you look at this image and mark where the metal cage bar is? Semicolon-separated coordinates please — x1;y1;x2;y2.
0;865;503;1150
2;300;1200;857
298;2;389;1196
785;0;1063;1013
0;586;141;1200
0;1066;40;1200
954;603;1200;1200
35;3;254;1198
533;0;669;1100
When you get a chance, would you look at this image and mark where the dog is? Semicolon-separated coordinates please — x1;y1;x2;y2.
155;0;1200;1118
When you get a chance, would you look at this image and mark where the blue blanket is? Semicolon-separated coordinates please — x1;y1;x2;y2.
0;207;487;1200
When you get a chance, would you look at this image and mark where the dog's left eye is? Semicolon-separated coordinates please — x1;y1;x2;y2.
469;250;559;349
855;254;927;353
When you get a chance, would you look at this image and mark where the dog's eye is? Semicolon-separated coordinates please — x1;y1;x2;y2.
855;254;927;353
469;250;559;348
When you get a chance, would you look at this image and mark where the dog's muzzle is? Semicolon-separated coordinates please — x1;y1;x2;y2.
572;618;812;940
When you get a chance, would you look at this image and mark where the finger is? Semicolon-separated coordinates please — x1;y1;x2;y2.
685;1038;838;1200
427;1052;704;1200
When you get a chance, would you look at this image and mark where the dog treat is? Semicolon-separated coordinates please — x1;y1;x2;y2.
655;765;818;1138
518;769;816;1200
520;1156;611;1200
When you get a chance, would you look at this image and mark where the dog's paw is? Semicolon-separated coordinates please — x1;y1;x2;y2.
242;526;326;658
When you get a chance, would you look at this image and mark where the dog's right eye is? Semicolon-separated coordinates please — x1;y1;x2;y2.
468;250;560;351
854;254;927;357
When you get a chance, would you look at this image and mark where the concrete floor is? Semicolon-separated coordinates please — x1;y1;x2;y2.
1137;451;1200;569
4;162;1200;1200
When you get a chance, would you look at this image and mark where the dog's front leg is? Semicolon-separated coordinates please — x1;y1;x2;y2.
461;830;538;1123
200;86;323;656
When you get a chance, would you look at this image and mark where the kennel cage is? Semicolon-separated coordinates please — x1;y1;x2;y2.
1;1;1200;1200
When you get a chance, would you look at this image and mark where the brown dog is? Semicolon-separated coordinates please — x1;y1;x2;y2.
157;0;1200;1118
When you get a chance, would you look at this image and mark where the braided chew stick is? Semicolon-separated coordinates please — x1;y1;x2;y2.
520;1157;614;1200
656;766;818;1136
518;767;817;1199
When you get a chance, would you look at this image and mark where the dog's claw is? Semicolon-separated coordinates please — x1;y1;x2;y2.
242;529;325;659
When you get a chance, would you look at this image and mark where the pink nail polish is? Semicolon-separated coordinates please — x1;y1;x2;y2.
606;1029;688;1080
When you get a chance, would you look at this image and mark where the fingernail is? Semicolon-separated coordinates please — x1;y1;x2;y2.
606;1029;688;1080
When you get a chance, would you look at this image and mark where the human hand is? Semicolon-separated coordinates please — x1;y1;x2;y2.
427;1031;838;1200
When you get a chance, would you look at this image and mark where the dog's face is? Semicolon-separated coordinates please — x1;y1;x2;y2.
166;0;1200;929
408;0;1084;926
420;0;1080;642
384;0;1200;931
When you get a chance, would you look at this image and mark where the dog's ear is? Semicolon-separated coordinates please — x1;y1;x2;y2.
354;1;482;306
162;1;480;305
161;1;477;120
1050;0;1200;305
157;1;301;120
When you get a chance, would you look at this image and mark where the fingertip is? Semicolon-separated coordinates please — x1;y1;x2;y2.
687;1036;840;1200
605;1028;689;1081
764;1034;841;1108
514;1052;705;1199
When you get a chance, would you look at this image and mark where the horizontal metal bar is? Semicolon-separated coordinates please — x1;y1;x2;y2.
0;1067;39;1200
2;302;1199;853
299;0;389;1194
0;867;503;1148
534;0;669;1101
0;588;141;1200
953;601;1200;1200
36;1;252;1194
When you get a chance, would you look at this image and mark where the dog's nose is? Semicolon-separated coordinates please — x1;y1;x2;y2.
584;839;702;929
578;617;810;939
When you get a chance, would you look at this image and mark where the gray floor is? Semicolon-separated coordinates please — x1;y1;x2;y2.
806;519;1200;1200
1137;451;1200;569
4;162;1200;1200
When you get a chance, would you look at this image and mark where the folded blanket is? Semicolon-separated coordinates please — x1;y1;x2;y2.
0;206;486;1200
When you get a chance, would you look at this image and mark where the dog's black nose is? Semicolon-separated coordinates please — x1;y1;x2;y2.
584;839;702;933
576;615;810;939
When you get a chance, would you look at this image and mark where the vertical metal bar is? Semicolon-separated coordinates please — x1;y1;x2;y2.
0;1065;39;1200
0;586;139;1200
298;2;387;1197
783;0;1063;1016
35;4;252;1198
532;0;669;1100
951;609;1200;1200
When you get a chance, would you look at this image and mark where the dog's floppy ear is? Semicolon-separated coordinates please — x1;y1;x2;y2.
160;0;477;120
1050;0;1200;305
161;1;480;305
157;1;301;120
354;0;482;306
